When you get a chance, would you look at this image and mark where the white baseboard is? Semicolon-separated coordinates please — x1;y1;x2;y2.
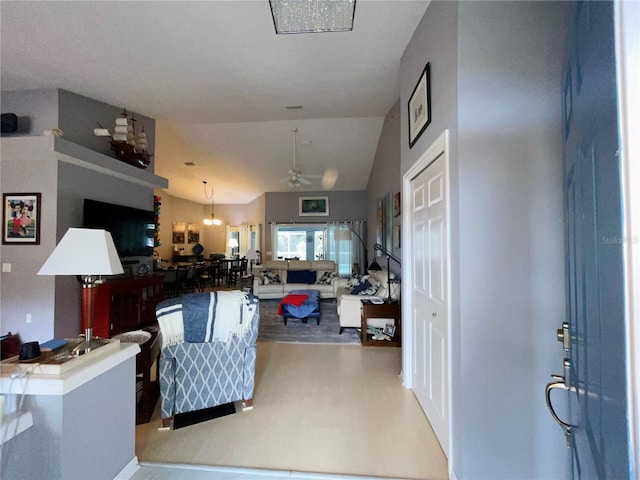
113;456;139;480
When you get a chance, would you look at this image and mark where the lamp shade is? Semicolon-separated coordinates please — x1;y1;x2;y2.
38;228;124;276
246;249;258;261
334;229;352;241
227;238;239;249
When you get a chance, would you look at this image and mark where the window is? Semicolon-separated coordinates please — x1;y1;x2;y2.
274;225;325;260
272;222;365;277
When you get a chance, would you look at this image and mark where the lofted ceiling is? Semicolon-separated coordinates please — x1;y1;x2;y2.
1;0;429;204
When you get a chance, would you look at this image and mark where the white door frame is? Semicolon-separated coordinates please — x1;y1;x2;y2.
615;1;640;472
402;129;453;471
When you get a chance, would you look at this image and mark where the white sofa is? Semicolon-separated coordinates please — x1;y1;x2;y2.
252;260;339;299
336;270;400;333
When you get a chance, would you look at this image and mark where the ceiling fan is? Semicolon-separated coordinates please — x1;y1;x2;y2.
280;128;315;187
280;128;338;189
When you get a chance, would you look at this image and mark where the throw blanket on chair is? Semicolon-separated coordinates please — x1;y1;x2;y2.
157;291;258;347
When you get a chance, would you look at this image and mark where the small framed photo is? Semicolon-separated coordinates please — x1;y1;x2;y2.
3;193;41;245
299;196;329;216
408;62;431;148
383;323;396;338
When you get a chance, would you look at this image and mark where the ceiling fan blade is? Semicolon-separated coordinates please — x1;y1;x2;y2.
321;167;338;190
299;177;312;185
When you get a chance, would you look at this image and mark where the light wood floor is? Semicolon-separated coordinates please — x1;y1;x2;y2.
135;342;448;480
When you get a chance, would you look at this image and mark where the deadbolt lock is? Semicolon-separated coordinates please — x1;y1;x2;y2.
556;322;570;351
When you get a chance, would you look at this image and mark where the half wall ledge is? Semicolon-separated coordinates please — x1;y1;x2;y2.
54;137;168;189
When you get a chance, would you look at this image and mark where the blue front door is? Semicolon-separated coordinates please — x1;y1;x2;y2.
562;1;629;478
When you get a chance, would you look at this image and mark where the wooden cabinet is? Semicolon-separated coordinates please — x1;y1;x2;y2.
360;300;401;347
94;274;164;338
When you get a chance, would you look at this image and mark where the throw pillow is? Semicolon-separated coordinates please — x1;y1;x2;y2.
351;279;378;295
346;274;366;291
262;270;282;285
315;271;337;285
287;269;317;284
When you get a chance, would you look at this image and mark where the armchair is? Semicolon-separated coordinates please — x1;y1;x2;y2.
156;291;260;428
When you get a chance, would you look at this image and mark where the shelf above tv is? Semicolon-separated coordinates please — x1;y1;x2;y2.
54;137;168;190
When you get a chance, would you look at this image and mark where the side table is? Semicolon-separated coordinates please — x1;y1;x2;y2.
360;300;401;347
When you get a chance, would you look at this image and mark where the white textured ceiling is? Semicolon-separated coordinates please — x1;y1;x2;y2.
1;0;429;204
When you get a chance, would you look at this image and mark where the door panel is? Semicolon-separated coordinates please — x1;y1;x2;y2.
411;152;448;455
560;1;629;477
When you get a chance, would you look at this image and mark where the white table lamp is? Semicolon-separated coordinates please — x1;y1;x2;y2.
38;228;124;355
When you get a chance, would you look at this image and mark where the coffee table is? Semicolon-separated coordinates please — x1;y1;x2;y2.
281;289;321;325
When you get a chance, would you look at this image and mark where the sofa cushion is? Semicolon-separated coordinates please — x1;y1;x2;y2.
262;270;282;284
263;260;289;271
288;260;313;270
286;269;316;284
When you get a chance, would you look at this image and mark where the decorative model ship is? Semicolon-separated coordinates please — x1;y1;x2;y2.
94;109;152;169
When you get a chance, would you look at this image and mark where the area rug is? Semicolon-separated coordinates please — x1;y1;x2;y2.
257;299;360;344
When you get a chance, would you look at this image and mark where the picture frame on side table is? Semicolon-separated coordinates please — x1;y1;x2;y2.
2;192;41;245
299;196;329;216
383;323;396;338
408;62;431;148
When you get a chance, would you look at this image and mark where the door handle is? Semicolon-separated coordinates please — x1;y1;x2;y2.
545;358;576;448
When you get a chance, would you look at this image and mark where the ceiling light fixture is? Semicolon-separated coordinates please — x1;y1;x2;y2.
269;0;356;35
203;181;222;226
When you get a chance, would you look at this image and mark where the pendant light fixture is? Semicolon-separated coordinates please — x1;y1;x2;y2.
203;180;222;226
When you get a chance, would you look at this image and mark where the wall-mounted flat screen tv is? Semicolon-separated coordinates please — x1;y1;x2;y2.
83;199;155;257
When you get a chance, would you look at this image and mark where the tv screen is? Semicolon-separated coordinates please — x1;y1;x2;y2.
83;199;155;257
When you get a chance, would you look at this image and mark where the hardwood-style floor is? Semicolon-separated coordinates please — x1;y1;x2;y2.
135;342;448;480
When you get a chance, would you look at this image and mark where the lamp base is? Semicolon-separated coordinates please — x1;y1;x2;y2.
72;338;107;356
71;327;107;356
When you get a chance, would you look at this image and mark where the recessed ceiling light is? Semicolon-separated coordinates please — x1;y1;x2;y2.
184;162;196;166
285;105;303;110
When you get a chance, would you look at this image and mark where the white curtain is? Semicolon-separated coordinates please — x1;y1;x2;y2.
325;221;366;277
239;224;251;256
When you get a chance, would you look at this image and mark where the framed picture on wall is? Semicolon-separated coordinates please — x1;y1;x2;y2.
393;192;401;217
187;223;199;243
393;225;401;249
172;221;185;244
2;192;41;245
299;196;329;216
408;62;431;148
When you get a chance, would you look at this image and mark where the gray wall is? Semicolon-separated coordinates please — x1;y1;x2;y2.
400;1;570;478
0;138;59;342
264;190;366;258
366;99;401;275
0;89;161;341
55;162;154;337
58;89;157;171
0;89;59;135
